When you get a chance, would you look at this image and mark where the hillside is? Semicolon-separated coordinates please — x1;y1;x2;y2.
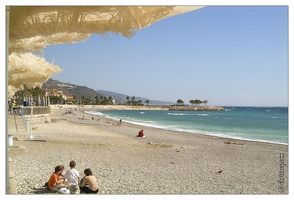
97;90;175;105
42;79;175;105
42;78;104;99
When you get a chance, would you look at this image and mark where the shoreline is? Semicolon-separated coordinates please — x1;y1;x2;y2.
8;105;289;194
88;112;288;146
67;104;226;111
80;105;288;146
70;105;288;146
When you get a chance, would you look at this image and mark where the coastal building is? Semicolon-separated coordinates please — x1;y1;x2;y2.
40;88;75;105
64;94;75;104
40;88;63;97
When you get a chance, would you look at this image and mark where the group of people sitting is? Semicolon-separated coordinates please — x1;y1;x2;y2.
46;130;145;195
46;160;99;194
61;109;75;116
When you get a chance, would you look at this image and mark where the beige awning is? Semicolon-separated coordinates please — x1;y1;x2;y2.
7;6;204;98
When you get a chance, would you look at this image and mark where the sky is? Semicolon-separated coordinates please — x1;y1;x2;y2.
38;5;289;107
1;1;293;199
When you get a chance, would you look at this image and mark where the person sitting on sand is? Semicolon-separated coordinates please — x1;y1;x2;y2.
78;115;88;120
44;164;64;188
47;165;67;191
59;165;65;179
79;168;99;194
137;130;145;137
64;160;80;194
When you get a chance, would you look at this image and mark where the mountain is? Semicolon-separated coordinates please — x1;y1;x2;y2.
42;79;174;105
42;78;104;99
96;90;175;105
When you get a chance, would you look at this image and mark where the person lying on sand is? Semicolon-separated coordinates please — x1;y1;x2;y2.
224;141;243;145
78;116;89;120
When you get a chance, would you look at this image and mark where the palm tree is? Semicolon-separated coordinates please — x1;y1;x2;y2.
31;86;44;98
108;96;113;105
131;96;136;105
126;96;130;105
145;99;150;106
81;96;85;105
103;96;108;105
59;95;63;104
95;96;99;105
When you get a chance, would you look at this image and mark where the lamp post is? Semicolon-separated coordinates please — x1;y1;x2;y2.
29;106;34;139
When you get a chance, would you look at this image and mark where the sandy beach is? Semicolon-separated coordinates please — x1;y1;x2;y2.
7;105;288;194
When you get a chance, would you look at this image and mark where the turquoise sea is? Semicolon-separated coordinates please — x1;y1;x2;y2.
86;107;288;145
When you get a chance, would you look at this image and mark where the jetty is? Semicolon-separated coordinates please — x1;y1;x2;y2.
168;106;225;111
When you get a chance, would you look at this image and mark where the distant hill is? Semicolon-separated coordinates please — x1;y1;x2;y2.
42;78;104;99
42;79;174;105
96;90;174;105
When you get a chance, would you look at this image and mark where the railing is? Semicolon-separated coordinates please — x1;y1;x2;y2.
12;108;28;132
21;114;27;131
20;106;51;115
13;114;19;132
12;106;50;131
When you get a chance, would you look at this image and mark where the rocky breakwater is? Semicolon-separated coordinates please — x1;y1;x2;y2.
169;106;225;111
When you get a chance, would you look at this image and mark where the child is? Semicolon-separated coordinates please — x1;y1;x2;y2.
44;164;64;189
47;165;66;191
63;160;80;194
59;165;65;179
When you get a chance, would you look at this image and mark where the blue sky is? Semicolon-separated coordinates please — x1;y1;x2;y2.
1;2;292;198
40;6;288;107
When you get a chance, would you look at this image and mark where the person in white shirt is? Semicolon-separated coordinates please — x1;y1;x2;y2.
63;160;80;194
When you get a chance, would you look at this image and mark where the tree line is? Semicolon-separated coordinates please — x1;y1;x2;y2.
125;96;150;106
176;99;209;106
10;86;152;106
11;85;208;107
10;85;111;105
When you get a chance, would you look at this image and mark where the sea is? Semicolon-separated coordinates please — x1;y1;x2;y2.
86;106;288;145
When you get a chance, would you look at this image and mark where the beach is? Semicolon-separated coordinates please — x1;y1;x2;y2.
7;105;288;194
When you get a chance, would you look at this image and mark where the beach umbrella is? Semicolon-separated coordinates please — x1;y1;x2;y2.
6;6;207;194
7;6;204;97
8;52;62;98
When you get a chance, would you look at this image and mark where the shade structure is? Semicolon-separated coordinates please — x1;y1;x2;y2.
8;52;63;98
7;6;204;98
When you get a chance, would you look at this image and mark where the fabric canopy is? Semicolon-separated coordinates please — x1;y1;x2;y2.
7;6;204;98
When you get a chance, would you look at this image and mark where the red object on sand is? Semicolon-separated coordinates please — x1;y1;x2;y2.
138;130;145;137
